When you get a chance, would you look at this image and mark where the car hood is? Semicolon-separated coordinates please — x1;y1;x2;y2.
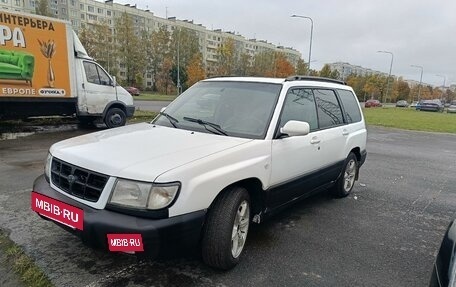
50;123;253;182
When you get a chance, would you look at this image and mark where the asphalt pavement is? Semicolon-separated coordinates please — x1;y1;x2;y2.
0;126;455;286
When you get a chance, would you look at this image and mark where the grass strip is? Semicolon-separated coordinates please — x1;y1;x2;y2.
133;93;177;101
363;107;456;133
0;231;53;287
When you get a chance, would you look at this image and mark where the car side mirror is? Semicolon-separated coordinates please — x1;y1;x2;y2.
280;120;310;137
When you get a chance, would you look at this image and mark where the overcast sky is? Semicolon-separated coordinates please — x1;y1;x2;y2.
119;0;455;87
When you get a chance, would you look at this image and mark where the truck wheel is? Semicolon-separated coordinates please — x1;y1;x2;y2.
202;187;250;270
332;152;358;198
104;108;126;128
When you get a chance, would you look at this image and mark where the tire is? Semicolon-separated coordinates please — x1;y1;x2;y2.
202;186;250;270
332;152;358;198
104;107;126;128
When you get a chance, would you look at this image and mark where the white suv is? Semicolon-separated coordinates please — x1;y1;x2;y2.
32;76;367;270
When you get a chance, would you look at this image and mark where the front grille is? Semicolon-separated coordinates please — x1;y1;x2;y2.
50;157;109;202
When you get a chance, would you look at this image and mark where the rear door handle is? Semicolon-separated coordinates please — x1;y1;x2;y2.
310;137;320;144
342;129;349;136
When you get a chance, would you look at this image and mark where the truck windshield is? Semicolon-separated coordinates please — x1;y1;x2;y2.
152;81;282;139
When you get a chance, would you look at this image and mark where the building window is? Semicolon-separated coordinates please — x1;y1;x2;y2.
80;13;85;19
87;6;94;12
108;19;112;25
120;72;126;77
70;0;74;6
1;0;8;4
79;3;83;9
87;14;97;21
97;8;103;14
29;0;35;6
106;10;111;16
61;8;66;14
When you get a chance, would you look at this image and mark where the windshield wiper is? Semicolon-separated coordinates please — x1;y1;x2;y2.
159;112;179;128
183;116;228;136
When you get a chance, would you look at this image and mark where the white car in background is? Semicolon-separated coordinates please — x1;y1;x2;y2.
32;76;367;270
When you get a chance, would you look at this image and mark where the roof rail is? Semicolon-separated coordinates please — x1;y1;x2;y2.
285;75;346;85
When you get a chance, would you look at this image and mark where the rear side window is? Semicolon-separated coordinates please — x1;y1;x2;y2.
313;89;344;129
337;89;362;123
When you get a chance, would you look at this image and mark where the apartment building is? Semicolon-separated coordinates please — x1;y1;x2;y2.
0;0;301;86
328;62;389;79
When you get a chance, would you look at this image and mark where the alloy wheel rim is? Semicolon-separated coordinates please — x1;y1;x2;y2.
343;159;357;192
231;200;250;258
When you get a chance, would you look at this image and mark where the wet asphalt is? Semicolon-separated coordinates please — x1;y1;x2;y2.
0;125;455;287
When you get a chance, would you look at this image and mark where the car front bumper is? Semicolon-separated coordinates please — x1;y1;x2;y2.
32;175;206;258
126;105;135;117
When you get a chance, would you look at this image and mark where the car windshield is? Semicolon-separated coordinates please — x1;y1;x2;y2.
152;81;282;139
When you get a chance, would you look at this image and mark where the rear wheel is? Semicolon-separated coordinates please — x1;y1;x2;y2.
202;187;250;270
332;153;358;198
104;107;126;128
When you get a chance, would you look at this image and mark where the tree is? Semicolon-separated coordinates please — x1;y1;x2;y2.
155;56;174;94
115;12;146;85
234;52;252;76
393;79;410;101
274;53;294;78
150;26;171;91
251;50;274;77
186;53;206;87
35;0;51;17
295;58;308;75
215;38;236;76
170;65;188;90
319;64;332;78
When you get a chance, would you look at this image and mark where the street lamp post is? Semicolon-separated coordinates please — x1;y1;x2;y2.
176;28;181;95
411;65;423;101
436;74;446;102
291;15;313;75
377;51;394;103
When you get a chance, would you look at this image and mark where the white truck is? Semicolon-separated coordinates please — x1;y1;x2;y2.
0;10;134;128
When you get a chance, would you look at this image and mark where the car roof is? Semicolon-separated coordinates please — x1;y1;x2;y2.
203;76;350;89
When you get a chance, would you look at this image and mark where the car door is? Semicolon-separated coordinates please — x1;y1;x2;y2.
312;89;347;176
269;88;323;208
81;61;116;114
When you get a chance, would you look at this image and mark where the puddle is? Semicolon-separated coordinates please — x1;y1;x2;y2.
1;132;35;140
0;124;79;141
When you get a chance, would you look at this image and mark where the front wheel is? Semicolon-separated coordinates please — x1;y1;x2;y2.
332;152;358;198
202;187;250;270
104;108;126;128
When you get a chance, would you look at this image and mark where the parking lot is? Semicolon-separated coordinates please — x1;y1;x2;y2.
0;125;455;287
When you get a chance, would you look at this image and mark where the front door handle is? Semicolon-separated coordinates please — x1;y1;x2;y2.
310;137;320;144
342;129;349;136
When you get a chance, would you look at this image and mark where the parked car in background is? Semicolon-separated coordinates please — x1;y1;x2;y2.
396;100;409;107
429;219;455;287
365;99;382;108
419;99;444;112
447;101;456;113
410;101;418;108
126;86;140;96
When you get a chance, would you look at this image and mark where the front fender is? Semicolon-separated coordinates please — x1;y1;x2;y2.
157;140;271;217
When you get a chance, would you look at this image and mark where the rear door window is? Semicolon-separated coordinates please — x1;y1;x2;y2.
337;89;362;123
313;89;344;129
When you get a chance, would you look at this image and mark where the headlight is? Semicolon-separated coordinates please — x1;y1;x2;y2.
44;152;52;182
109;179;180;210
